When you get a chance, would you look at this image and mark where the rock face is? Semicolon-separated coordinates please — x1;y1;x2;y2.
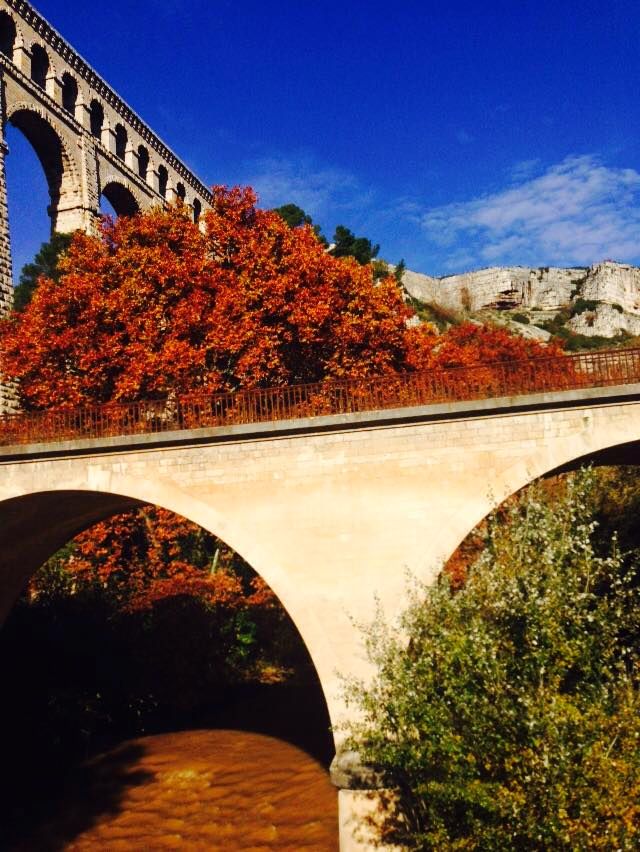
402;261;640;338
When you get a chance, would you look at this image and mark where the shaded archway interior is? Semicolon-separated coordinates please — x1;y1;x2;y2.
0;489;334;763
0;490;143;624
101;182;140;218
444;437;640;586
544;438;640;478
0;489;337;846
8;109;69;231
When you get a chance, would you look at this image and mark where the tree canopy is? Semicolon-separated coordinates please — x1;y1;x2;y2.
0;188;419;409
330;224;380;265
0;186;563;413
13;231;73;312
273;202;328;245
342;469;640;849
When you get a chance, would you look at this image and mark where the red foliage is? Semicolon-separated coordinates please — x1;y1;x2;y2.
29;506;274;614
406;321;564;371
0;187;421;411
4;186;566;611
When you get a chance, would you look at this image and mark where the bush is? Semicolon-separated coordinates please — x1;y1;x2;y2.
570;298;599;317
342;470;640;850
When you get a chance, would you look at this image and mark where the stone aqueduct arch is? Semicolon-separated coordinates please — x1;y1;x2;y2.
0;0;213;327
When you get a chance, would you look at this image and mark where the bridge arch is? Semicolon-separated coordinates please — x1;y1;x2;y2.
433;412;640;584
0;477;335;740
6;102;81;234
101;179;140;217
89;98;103;139
29;42;49;90
0;9;16;58
157;164;168;199
137;144;149;180
114;122;127;160
61;72;78;117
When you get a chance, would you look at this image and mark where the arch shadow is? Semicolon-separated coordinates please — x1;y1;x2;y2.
444;436;640;582
101;181;140;218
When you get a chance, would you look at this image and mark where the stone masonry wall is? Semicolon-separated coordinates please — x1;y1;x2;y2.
0;131;17;413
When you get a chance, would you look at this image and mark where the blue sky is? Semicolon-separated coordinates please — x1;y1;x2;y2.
6;0;640;279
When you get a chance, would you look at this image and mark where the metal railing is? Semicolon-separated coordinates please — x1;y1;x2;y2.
2;347;640;448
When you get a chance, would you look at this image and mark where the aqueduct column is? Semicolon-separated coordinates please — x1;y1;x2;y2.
0;78;17;413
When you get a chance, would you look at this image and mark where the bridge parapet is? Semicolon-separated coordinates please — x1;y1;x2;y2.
2;347;640;448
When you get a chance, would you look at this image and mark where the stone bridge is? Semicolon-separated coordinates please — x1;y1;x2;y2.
3;376;640;849
0;0;212;323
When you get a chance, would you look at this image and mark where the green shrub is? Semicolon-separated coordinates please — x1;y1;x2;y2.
342;470;640;850
570;298;599;316
511;312;530;324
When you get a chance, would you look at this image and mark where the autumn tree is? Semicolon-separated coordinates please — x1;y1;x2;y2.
30;506;273;615
0;187;426;410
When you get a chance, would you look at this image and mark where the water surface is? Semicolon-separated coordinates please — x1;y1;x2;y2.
9;729;338;850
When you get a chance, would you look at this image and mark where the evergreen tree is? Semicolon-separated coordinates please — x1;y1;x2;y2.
330;225;379;265
273;203;327;245
13;232;73;311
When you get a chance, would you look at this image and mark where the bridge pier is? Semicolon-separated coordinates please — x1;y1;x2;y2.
0;111;18;413
0;119;13;315
338;790;402;851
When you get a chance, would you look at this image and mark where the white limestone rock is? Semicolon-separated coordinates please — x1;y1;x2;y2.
401;266;587;314
401;261;640;340
568;303;640;338
579;262;640;314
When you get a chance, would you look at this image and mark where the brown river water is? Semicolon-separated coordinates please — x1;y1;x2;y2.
6;729;339;851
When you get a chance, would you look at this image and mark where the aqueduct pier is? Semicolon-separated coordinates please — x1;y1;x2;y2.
0;0;213;328
3;373;640;849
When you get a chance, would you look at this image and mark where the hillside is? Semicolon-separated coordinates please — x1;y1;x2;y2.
400;260;640;349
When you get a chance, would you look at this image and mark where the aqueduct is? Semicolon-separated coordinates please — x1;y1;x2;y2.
0;0;212;350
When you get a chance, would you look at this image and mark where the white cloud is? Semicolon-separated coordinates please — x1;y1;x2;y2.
420;155;640;270
240;155;366;221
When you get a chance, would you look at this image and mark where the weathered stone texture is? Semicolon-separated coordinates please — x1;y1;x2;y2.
580;261;640;310
402;265;586;313
402;261;640;337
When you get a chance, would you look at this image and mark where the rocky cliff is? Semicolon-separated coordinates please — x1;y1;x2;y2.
401;261;640;338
